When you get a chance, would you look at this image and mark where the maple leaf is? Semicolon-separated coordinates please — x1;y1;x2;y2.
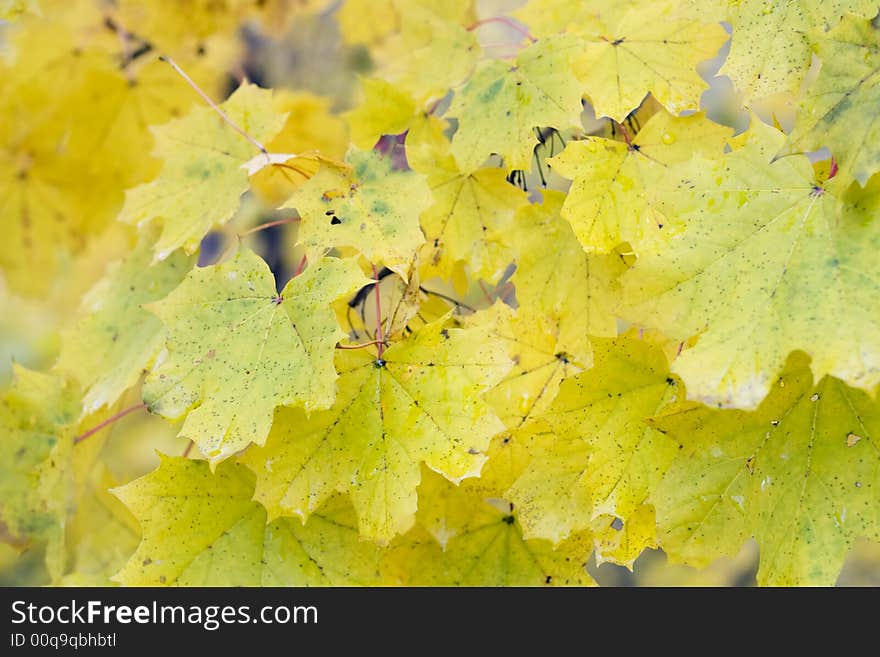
113;457;384;585
592;503;658;568
282;148;431;277
0;0;38;20
412;117;530;282
241;314;512;544
484;192;625;427
372;5;479;103
651;353;880;585
110;0;251;57
382;467;596;586
619;119;880;407
344;78;417;150
785;14;880;186
513;0;606;38
59;465;140;586
249;90;350;206
501;337;679;548
549;111;731;253
337;0;400;46
448;35;587;173
0;16;228;295
571;2;727;121
55;230;196;414
119;82;287;260
0;367;79;580
721;0;876;100
143;248;368;463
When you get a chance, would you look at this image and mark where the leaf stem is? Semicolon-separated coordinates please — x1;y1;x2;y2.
238;216;300;238
293;254;308;277
372;264;385;358
73;402;147;445
336;339;387;350
467;16;536;43
159;55;269;156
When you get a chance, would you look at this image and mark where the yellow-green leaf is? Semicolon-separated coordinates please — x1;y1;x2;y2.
504;337;679;547
344;78;417;149
549;111;731;253
374;6;479;102
55;231;195;414
113;457;384;586
721;0;875;100
416;128;529;282
0;366;79;580
143;248;368;463
119;82;286;259
242;314;512;544
382;468;595;585
283;149;431;277
572;2;727;121
786;15;880;186
619;120;880;407
448;36;586;173
485;192;625;427
651;353;880;585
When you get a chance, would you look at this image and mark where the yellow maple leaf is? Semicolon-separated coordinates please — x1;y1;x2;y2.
242;313;512;544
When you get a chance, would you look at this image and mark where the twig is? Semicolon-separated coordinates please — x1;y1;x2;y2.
159;55;269;156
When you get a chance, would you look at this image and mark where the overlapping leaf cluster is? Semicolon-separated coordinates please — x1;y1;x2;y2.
2;0;879;586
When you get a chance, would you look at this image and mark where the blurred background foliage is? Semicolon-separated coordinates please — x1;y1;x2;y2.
0;0;877;586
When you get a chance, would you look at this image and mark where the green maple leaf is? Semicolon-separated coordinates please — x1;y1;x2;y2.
651;353;880;585
786;14;880;186
721;0;876;100
113;457;384;586
241;314;512;544
619;120;880;407
448;35;586;173
119;82;286;259
0;366;79;580
143;248;368;463
55;230;196;414
283;148;431;277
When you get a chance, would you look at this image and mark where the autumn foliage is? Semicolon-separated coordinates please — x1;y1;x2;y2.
1;0;879;587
